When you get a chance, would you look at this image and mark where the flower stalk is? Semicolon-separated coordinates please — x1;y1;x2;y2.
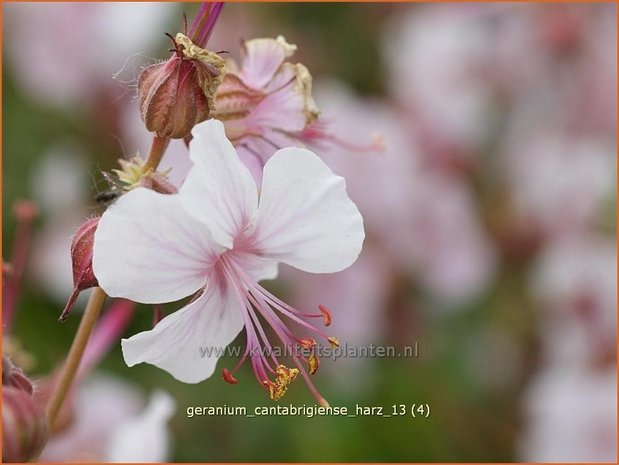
143;135;171;173
46;287;106;428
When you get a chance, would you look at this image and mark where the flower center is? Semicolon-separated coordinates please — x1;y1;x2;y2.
217;253;337;406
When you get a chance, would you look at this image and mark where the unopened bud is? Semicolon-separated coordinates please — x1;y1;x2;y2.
2;387;48;462
59;217;100;321
138;33;225;139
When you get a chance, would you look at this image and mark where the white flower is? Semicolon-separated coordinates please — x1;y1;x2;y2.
40;376;175;463
93;119;364;404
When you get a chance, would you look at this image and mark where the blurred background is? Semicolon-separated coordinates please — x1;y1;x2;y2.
2;2;616;462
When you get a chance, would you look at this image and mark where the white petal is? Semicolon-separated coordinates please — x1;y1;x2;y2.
240;36;296;89
121;279;244;383
252;148;365;273
93;188;220;303
181;119;258;249
232;251;279;282
105;390;176;462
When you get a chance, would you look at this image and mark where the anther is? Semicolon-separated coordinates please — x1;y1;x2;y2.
222;368;239;384
265;365;299;401
298;338;317;349
318;305;332;326
308;354;320;375
328;336;340;348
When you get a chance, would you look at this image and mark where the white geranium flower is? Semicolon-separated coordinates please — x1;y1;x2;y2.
93;119;364;404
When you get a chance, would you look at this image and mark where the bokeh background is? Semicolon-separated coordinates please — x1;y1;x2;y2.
2;2;617;462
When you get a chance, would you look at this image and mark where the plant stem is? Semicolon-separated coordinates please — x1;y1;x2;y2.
143;135;170;172
46;287;107;428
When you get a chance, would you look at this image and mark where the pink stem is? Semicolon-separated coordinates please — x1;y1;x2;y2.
3;201;38;334
189;2;224;48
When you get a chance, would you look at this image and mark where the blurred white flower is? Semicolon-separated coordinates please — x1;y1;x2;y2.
492;3;617;133
40;375;175;462
28;145;92;304
384;5;496;162
530;234;616;366
4;2;174;107
315;81;497;306
29;146;88;216
519;365;616;462
501;130;614;238
105;390;176;463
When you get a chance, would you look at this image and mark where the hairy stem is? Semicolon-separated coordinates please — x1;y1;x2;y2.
143;134;170;172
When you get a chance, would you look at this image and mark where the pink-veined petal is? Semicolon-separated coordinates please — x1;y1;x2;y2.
247;80;307;134
252;148;365;273
93;188;220;303
231;251;279;282
121;277;244;383
180;120;258;249
239;36;296;89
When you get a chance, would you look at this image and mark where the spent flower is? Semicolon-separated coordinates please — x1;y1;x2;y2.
213;36;321;170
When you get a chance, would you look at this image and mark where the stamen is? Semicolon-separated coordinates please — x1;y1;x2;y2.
218;254;335;405
328;337;340;348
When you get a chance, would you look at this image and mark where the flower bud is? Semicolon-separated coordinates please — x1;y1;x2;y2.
59;217;100;321
2;386;48;462
138;33;225;139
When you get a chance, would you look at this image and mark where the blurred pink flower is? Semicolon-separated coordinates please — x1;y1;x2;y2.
530;234;616;366
501;130;614;238
519;365;616;462
384;5;496;168
492;3;616;134
4;3;174;108
315;81;496;305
